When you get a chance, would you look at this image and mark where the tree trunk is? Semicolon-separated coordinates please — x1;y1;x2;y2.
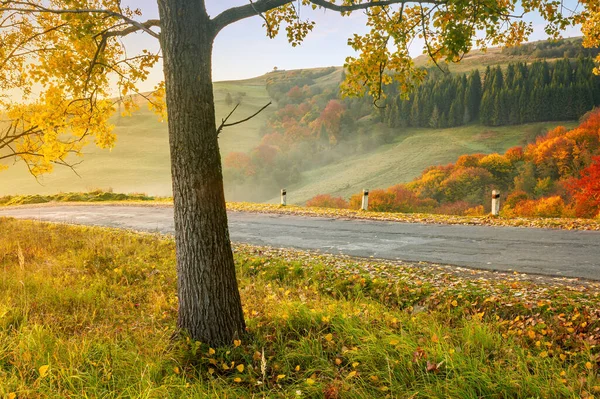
157;0;246;346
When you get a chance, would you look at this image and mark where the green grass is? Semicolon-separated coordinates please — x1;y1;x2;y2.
0;76;273;197
1;218;599;398
269;121;578;205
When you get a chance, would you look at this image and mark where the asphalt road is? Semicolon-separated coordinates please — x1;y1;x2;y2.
1;205;599;280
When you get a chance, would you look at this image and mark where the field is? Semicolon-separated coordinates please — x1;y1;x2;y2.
1;218;599;398
0;76;273;197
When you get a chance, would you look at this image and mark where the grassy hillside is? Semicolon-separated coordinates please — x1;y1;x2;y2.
1;37;589;199
0;76;273;196
267;121;577;205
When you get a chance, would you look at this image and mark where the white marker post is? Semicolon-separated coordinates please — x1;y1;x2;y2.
491;190;501;216
281;189;287;206
361;189;369;211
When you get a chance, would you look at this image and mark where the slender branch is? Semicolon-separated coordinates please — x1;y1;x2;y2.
0;2;160;39
217;102;272;136
212;0;291;33
216;103;241;135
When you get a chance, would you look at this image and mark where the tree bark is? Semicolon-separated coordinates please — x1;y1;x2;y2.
157;0;246;346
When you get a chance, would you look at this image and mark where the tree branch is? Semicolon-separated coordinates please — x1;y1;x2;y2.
216;103;241;135
217;102;272;136
212;0;292;34
211;0;449;35
0;2;160;39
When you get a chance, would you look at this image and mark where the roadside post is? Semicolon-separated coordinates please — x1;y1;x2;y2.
281;189;287;206
491;190;500;216
361;189;369;211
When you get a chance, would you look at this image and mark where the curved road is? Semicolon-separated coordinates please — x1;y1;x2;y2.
1;205;599;280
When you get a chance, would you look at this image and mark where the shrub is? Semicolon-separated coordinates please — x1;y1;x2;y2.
306;194;349;209
434;201;474;215
511;196;569;218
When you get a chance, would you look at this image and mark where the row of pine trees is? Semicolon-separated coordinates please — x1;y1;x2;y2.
384;57;600;129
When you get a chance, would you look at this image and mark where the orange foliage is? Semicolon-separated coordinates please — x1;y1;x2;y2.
224;152;255;176
510;196;570;218
504;146;524;163
456;154;485;168
306;194;349;209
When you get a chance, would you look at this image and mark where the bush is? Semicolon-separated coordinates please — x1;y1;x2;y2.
306;194;349;209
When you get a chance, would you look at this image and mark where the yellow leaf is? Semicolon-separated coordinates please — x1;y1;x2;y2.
431;334;439;343
370;375;379;382
174;366;180;374
389;339;399;345
560;354;567;361
295;365;300;371
208;348;215;356
233;339;241;347
352;362;359;368
306;378;315;385
324;333;333;342
234;377;242;383
528;330;536;339
586;362;593;370
335;358;342;365
208;368;215;375
8;394;16;399
451;300;458;307
39;365;49;378
277;374;286;380
346;370;357;379
236;364;244;373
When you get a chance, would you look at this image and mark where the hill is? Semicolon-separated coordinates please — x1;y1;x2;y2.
0;37;595;200
264;121;577;204
0;76;273;196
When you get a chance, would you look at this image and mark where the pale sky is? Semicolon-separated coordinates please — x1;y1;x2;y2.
121;0;583;89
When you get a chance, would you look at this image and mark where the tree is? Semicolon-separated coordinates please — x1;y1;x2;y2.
0;0;591;346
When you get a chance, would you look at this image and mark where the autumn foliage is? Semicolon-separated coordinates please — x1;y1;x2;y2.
312;109;600;218
306;194;349;209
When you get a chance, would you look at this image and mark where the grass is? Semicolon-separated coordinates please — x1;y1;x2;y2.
0;190;167;206
0;76;273;197
1;218;599;398
266;121;578;205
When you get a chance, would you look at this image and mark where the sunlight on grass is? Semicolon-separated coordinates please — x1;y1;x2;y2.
0;219;599;397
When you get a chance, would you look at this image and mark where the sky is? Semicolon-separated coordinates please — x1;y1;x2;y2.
122;0;583;89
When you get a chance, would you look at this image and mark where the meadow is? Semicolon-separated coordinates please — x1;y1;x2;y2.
1;218;599;398
0;76;273;197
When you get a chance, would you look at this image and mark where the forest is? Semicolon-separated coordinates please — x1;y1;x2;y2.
383;57;600;129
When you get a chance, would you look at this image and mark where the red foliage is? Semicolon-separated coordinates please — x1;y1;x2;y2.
310;100;345;145
223;152;255;176
251;144;279;167
569;156;600;218
306;194;349;209
433;201;475;216
504;146;524;163
286;85;304;102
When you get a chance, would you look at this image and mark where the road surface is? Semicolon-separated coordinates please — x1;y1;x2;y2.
1;205;599;280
